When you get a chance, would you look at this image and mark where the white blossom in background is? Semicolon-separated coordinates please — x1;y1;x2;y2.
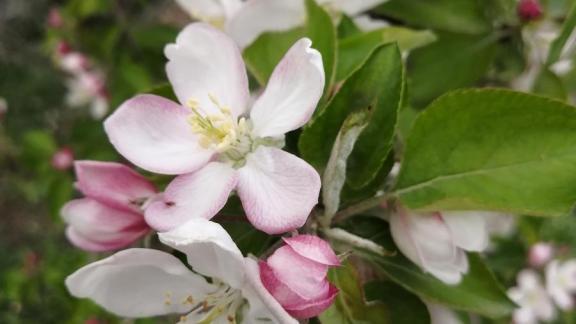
546;260;576;310
175;0;389;48
508;269;556;324
424;301;462;324
66;218;298;323
105;23;323;235
484;212;517;238
390;209;489;284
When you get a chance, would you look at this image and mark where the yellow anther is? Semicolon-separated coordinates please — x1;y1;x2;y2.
186;98;200;110
183;295;195;305
180;315;188;322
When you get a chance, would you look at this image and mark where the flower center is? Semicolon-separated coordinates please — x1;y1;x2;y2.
178;282;244;323
186;95;254;165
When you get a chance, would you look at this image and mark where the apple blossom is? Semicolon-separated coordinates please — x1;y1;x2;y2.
259;234;339;319
546;259;576;310
105;23;323;234
226;0;389;48
175;0;243;27
508;269;556;324
51;146;74;170
389;209;490;284
528;242;554;268
47;7;64;28
66;218;299;323
61;161;155;252
65;71;109;119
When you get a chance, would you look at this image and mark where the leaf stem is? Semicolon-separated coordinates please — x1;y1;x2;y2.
332;194;388;224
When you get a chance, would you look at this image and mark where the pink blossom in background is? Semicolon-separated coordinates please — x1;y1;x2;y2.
259;235;339;318
51;147;75;171
105;23;324;234
518;0;543;22
47;7;63;28
61;161;155;252
529;242;554;268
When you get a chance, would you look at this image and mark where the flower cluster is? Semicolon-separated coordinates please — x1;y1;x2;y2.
508;243;576;323
63;22;339;322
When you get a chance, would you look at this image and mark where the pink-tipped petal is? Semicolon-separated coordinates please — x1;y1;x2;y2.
164;23;249;118
65;249;214;318
259;261;311;307
175;0;242;21
267;246;329;300
225;0;304;49
243;257;299;324
65;227;145;252
283;235;340;266
158;218;245;289
144;162;237;232
284;284;338;319
61;199;149;251
104;94;213;175
74;160;156;212
250;38;324;138
237;147;320;234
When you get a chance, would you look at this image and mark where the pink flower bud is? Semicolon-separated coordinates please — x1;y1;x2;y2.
56;41;71;56
61;161;156;252
529;242;554;268
52;147;74;170
518;0;543;21
259;235;340;319
47;7;63;28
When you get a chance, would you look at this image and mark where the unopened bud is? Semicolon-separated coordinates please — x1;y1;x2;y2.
518;0;543;22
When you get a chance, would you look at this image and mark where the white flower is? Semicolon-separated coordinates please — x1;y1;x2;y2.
66;218;298;323
176;0;389;48
508;269;556;324
546;259;576;310
390;209;489;284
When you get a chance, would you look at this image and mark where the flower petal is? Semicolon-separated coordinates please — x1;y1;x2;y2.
250;38;325;138
164;23;249;117
442;211;489;252
61;198;149;252
144;162;237;232
104;94;213;175
243;257;299;324
175;0;242;21
259;261;310;307
282;235;340;266
283;284;338;319
225;0;304;49
158;217;245;289
74;160;156;212
237;147;320;234
65;248;214;318
323;0;388;15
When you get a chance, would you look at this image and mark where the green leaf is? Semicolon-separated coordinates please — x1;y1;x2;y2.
337;27;436;81
364;281;430;324
319;262;388;324
243;28;305;85
533;68;568;100
300;44;403;181
371;253;515;319
337;15;362;39
547;2;576;65
374;0;492;35
306;0;337;101
395;89;576;217
407;32;497;106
